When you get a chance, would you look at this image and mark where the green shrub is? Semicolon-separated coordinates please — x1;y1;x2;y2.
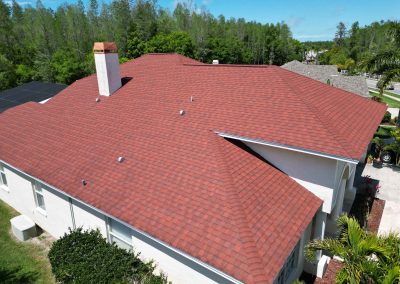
48;228;168;284
382;111;392;123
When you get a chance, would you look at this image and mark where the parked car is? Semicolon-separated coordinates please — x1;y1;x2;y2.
381;148;395;163
386;84;395;90
371;136;396;164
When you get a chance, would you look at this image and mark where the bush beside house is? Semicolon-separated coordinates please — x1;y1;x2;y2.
381;111;392;123
48;228;168;284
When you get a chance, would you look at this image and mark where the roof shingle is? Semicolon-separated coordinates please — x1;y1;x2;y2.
0;54;385;283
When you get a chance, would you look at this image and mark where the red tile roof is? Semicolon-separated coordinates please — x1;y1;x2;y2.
0;54;384;282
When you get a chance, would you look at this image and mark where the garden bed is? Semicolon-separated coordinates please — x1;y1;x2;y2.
367;198;386;234
349;193;375;228
314;259;343;284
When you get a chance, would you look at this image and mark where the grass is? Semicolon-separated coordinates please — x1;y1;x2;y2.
369;91;400;108
384;90;400;99
0;200;55;284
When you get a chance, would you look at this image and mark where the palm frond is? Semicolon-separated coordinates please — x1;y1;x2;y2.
368;49;400;74
377;68;400;92
305;238;347;262
381;266;400;284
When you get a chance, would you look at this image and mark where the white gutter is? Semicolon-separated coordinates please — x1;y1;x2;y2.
215;131;359;164
0;159;243;284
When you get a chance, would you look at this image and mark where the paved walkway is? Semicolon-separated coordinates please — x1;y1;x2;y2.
369;89;400;102
361;164;400;234
387;107;400;119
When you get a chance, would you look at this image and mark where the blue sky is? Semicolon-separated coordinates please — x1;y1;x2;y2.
10;0;400;41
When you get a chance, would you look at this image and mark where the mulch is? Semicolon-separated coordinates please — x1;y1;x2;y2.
367;198;386;234
314;259;343;284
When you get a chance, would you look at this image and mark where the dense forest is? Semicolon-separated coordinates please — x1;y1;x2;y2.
312;21;400;73
0;0;304;90
1;0;399;91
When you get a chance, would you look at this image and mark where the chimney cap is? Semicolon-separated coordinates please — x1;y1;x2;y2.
93;42;118;54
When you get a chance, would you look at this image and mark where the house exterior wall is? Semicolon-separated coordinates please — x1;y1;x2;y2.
280;220;313;284
0;161;243;284
71;200;108;237
244;141;354;214
0;164;73;238
131;234;221;284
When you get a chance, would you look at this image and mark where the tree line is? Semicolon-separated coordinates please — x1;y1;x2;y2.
310;20;400;74
0;0;303;90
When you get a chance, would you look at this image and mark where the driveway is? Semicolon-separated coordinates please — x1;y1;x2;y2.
360;164;400;234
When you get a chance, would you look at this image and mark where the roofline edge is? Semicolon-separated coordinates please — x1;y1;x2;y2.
0;159;244;284
215;132;359;164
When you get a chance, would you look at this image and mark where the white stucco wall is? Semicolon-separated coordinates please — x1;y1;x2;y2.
72;201;108;237
244;142;353;214
0;162;240;284
94;53;121;96
0;165;73;238
273;219;314;283
131;235;221;284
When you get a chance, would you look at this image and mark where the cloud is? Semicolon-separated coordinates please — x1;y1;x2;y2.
294;34;332;40
172;0;191;9
286;16;304;28
5;0;32;5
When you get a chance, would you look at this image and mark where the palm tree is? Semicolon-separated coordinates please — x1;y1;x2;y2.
367;22;400;95
378;232;400;283
305;215;390;283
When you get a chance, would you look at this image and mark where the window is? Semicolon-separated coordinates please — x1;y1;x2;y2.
276;242;300;284
108;218;132;251
0;165;8;188
32;182;46;212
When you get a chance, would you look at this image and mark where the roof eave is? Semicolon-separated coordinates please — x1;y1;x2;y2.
215;131;360;164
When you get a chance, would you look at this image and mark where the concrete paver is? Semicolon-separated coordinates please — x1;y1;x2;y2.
361;164;400;234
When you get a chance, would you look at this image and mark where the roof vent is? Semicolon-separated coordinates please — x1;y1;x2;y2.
96;97;100;103
179;110;185;116
81;179;87;186
117;156;124;163
212;59;219;64
190;96;194;102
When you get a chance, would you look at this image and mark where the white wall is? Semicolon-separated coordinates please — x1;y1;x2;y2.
0;165;73;238
131;235;221;284
244;142;352;214
94;53;121;96
72;201;108;237
0;162;239;284
273;220;314;284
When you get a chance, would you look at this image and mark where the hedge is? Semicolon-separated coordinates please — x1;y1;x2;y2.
48;228;169;284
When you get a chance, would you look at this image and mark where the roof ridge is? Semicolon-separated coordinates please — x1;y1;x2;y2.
213;135;271;282
275;68;352;158
183;63;275;68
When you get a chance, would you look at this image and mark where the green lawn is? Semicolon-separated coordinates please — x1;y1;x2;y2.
0;200;54;284
384;90;400;99
369;91;400;108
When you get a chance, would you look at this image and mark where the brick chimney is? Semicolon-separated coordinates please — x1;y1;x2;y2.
93;42;122;96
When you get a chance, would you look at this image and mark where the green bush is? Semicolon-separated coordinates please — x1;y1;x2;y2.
48;228;168;284
382;111;392;123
